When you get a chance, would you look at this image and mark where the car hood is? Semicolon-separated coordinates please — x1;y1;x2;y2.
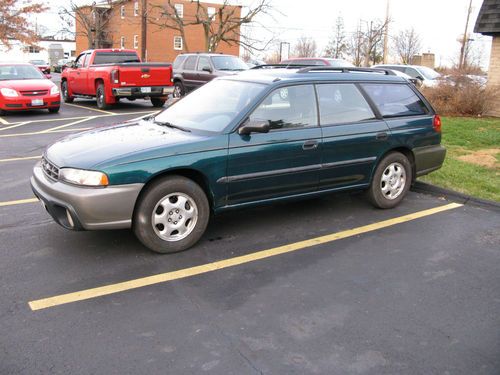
1;79;55;91
45;120;214;170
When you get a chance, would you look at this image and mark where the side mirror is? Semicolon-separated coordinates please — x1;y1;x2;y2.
238;119;270;135
202;66;213;73
416;75;424;81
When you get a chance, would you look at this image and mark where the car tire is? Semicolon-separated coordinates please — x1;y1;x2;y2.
96;83;110;110
61;80;74;103
133;176;210;254
368;152;412;209
0;109;7;116
151;98;166;108
173;81;185;98
48;107;60;113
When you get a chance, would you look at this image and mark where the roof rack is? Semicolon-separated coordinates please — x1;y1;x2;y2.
251;64;313;70
297;67;396;75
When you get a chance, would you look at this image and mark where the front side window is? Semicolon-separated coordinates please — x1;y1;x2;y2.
154;79;264;133
173;36;183;51
197;56;211;71
362;83;430;117
75;53;85;68
249;85;318;130
317;84;375;125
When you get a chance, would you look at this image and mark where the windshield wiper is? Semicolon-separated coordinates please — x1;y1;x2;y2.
152;120;191;132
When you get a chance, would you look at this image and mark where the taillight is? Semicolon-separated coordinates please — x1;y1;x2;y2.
433;115;442;132
110;69;120;84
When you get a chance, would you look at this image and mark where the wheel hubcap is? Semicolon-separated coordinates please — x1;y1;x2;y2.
152;192;198;242
173;85;182;98
380;162;406;200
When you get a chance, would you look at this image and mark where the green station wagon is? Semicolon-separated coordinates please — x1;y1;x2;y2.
31;67;446;253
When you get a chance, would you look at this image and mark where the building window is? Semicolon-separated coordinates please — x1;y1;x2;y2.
173;36;183;50
174;4;183;18
26;46;41;53
134;35;139;49
134;1;139;16
207;7;216;21
120;36;125;49
120;5;125;19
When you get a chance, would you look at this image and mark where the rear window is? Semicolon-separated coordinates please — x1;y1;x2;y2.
173;55;186;69
92;52;140;65
362;83;429;117
183;56;198;70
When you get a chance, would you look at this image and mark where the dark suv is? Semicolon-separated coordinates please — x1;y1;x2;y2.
31;66;445;254
172;53;248;97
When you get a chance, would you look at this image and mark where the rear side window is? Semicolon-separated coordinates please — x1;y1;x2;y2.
317;84;375;125
362;83;429;117
173;55;186;69
92;52;140;64
183;56;197;70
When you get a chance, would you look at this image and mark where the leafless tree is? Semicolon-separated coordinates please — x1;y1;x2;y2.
324;16;348;59
349;24;365;67
293;36;317;58
392;27;421;64
361;19;389;66
148;0;275;53
58;0;116;50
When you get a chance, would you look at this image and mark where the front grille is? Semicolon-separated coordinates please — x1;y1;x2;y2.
41;156;59;180
21;90;48;96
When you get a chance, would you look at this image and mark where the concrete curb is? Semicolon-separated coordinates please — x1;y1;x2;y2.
411;181;500;213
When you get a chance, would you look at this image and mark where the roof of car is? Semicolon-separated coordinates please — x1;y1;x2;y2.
223;67;406;85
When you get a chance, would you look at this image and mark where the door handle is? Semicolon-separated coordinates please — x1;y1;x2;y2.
302;140;319;150
375;132;388;140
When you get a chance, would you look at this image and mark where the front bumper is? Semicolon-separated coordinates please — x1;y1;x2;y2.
413;144;446;177
0;94;60;110
112;86;174;98
30;163;144;230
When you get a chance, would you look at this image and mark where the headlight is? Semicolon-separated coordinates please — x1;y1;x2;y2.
0;88;19;97
59;168;109;187
50;85;60;95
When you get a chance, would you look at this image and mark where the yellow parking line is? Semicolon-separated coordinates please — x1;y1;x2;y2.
0;122;30;132
28;202;463;311
0;198;38;207
49;127;92;133
64;102;116;115
0;155;41;163
0;118;94;138
39;117;95;133
0;117;10;125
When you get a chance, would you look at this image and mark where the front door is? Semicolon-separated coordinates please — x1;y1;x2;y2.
226;84;322;206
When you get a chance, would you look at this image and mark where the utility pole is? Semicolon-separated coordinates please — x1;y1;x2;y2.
383;0;390;64
459;0;473;70
141;0;147;61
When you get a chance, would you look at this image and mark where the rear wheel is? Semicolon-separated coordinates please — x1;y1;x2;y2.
368;152;412;209
96;83;110;110
61;80;74;103
133;176;210;254
173;81;185;98
151;98;166;107
48;107;60;113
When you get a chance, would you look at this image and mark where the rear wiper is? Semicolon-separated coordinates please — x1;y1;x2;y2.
153;120;191;132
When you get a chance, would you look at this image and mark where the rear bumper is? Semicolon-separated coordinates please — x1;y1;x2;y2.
31;163;144;230
112;86;174;98
413;144;446;177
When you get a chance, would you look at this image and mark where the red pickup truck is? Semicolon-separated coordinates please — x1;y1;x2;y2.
61;49;174;109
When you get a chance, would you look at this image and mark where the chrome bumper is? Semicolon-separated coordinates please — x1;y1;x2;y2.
31;163;144;230
112;86;174;97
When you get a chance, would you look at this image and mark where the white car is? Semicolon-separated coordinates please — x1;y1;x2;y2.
373;64;442;88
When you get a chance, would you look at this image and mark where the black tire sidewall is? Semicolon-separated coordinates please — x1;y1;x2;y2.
133;176;210;253
151;98;165;107
96;84;107;109
369;152;412;209
61;81;73;103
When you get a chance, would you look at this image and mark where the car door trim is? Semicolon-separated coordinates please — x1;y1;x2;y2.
322;156;376;169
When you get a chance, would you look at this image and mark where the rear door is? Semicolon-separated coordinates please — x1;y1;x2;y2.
196;56;215;86
180;55;199;92
226;84;322;205
317;82;390;190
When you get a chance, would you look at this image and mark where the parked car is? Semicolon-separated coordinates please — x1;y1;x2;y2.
53;58;73;73
61;49;174;109
281;57;355;67
172;53;248;97
372;64;442;88
383;69;419;86
31;66;445;254
29;59;51;75
0;63;60;115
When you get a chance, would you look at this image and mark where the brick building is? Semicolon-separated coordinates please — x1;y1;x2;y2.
474;0;500;116
75;0;241;63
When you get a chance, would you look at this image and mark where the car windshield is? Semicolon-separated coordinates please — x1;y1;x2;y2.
211;56;249;71
417;66;441;80
0;65;44;80
29;60;46;65
153;79;265;133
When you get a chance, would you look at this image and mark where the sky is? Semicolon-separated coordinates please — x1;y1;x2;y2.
39;0;492;68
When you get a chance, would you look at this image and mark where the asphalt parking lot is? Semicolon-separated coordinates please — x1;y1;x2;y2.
1;81;499;374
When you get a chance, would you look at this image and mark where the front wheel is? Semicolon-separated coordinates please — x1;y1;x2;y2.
133;176;210;254
368;152;412;209
61;81;74;103
151;98;166;107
